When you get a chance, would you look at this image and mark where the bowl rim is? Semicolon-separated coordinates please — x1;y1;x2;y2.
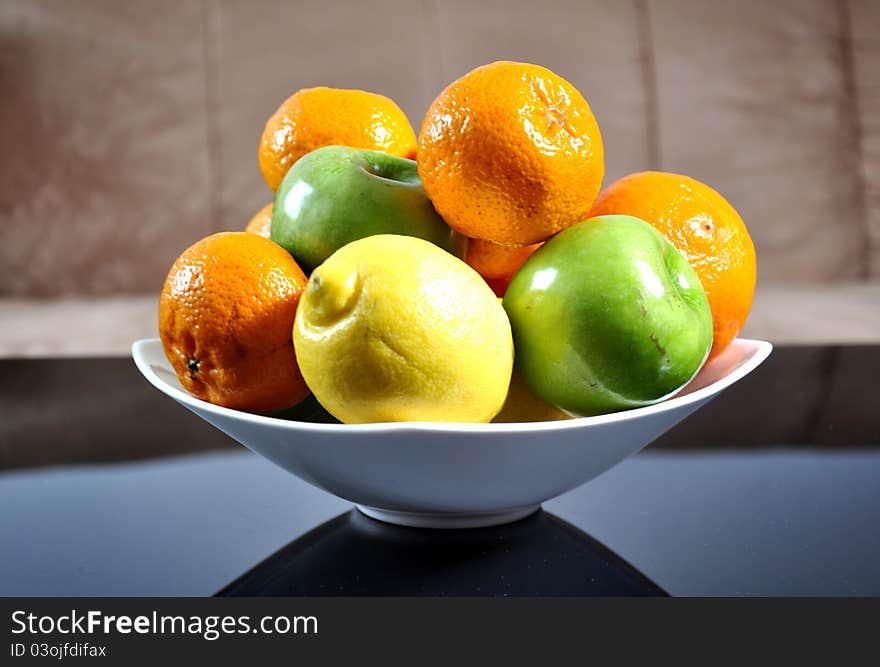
132;338;772;435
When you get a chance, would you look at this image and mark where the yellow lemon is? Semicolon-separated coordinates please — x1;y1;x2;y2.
293;235;514;423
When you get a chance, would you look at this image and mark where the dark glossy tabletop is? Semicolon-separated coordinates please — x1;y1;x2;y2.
1;346;878;596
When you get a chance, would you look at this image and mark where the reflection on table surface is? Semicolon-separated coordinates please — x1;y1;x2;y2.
219;509;665;596
1;448;879;596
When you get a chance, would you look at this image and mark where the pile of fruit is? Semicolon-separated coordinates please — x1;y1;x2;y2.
159;61;756;424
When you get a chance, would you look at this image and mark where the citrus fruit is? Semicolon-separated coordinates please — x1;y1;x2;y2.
589;171;756;360
259;87;417;191
417;60;604;246
159;231;310;413
465;238;541;296
244;202;273;238
293;234;513;423
492;371;572;423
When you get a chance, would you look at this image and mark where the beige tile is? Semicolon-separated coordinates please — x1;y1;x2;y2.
0;0;212;296
426;0;650;182
848;0;880;279
211;0;434;232
648;0;865;282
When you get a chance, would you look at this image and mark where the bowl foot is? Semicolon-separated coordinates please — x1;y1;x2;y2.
355;504;541;529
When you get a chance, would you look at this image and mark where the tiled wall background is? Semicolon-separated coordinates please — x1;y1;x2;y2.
0;0;878;354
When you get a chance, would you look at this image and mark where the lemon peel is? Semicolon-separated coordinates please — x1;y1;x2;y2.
293;235;513;423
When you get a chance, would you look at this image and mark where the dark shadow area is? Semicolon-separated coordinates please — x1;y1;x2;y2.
217;509;665;596
651;345;879;448
0;357;235;470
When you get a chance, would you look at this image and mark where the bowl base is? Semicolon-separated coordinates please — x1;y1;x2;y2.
356;504;541;529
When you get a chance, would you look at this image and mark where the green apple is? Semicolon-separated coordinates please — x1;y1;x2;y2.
271;145;463;272
502;215;713;417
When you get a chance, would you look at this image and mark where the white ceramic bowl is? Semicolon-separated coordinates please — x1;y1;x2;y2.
133;338;771;528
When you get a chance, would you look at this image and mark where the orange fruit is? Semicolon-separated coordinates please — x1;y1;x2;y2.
259;87;417;191
417;61;604;246
244;202;273;238
589;171;756;360
465;238;541;297
159;232;310;413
